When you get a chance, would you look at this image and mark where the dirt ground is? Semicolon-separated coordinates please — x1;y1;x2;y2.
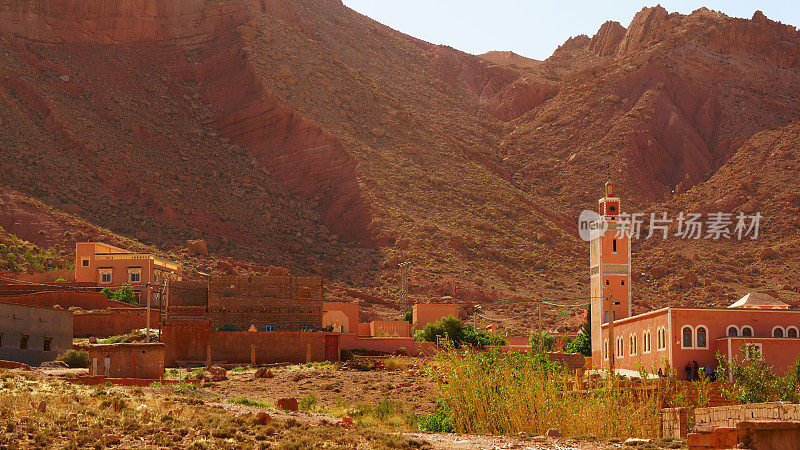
191;359;439;416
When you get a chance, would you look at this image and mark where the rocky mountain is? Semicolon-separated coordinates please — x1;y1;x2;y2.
1;1;799;332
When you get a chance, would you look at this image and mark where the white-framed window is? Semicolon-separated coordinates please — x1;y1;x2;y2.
744;343;763;360
788;327;798;338
130;272;140;282
99;269;112;283
681;326;693;348
696;325;708;349
772;326;786;338
742;326;754;337
603;339;609;360
727;325;739;337
616;337;624;358
81;258;90;267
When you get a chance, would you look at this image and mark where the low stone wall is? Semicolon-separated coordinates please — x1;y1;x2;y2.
546;352;586;371
661;407;688;439
695;402;800;428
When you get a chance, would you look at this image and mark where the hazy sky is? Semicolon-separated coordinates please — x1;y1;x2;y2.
341;1;799;60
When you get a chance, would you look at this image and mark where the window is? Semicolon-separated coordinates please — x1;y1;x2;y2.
265;325;276;332
612;239;618;253
773;327;785;338
617;337;623;358
605;280;610;285
742;326;753;337
727;326;739;337
789;327;798;338
130;272;140;282
696;326;707;348
603;339;609;360
20;334;29;350
682;326;693;348
43;337;52;352
744;343;763;361
621;280;625;285
100;271;112;283
0;332;3;348
81;258;90;267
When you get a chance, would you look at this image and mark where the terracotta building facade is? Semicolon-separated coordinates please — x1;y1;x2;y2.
75;242;182;307
589;184;800;377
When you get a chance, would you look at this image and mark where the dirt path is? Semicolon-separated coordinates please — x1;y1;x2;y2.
402;432;623;449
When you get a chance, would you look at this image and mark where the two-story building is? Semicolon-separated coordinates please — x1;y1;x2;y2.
75;242;182;307
589;183;800;377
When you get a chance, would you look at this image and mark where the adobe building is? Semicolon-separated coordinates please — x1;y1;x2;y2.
589;183;800;377
88;342;165;379
162;275;336;365
412;303;463;331
75;242;182;307
0;301;72;365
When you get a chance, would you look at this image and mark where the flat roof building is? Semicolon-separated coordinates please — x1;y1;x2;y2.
75;242;182;307
0;301;72;366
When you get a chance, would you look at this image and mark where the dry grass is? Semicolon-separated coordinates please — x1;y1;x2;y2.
428;350;663;439
0;369;429;449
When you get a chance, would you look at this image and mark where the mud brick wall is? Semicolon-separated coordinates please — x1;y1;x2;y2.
0;291;132;310
88;343;165;379
546;352;586;371
161;320;331;365
207;275;322;331
661;407;688;439
73;308;160;337
167;280;209;307
695;402;800;428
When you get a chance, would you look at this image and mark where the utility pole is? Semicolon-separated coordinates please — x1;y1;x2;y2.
606;291;615;377
538;296;543;354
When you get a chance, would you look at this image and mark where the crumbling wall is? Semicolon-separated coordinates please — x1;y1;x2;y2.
207;275;322;331
73;308;160;337
87;343;165;379
695;402;800;428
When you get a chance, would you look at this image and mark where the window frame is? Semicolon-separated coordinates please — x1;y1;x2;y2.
727;325;739;337
788;327;799;338
741;326;754;337
43;336;52;352
744;343;764;361
20;334;29;350
265;325;276;332
695;325;708;349
81;258;90;267
681;325;694;349
772;326;786;338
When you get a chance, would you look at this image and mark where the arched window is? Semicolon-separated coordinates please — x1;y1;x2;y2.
773;327;785;338
682;326;693;348
696;326;707;348
789;327;798;338
612;239;617;253
727;326;739;337
742;326;753;337
603;339;609;360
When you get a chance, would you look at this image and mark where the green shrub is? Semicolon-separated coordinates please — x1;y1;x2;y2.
565;333;591;356
100;284;137;305
529;331;556;353
299;394;317;411
57;349;89;368
418;401;454;433
413;315;505;348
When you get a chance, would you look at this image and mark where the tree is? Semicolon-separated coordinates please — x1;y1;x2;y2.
565;332;591;356
101;284;137;305
414;315;505;348
401;309;413;324
529;331;555;353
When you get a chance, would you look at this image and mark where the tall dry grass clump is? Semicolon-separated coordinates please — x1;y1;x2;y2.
428;349;662;439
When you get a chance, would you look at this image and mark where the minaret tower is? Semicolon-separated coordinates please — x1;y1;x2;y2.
590;182;632;365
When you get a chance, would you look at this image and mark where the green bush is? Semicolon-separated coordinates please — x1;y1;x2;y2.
565;333;591;356
57;349;89;368
418;400;454;433
529;331;555;353
100;284;137;305
413;315;505;348
716;348;800;404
